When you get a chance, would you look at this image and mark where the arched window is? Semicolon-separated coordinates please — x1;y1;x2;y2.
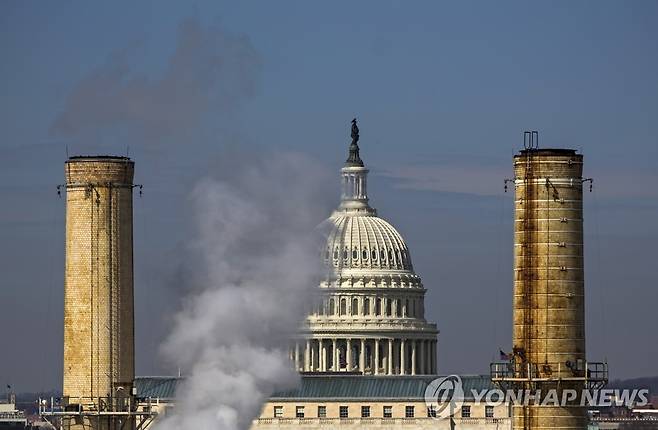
376;298;382;316
352;298;359;316
329;298;335;315
343;249;348;260
352;249;358;260
386;300;392;317
333;249;339;260
362;249;368;260
381;249;386;260
364;298;371;316
340;298;347;316
372;249;377;260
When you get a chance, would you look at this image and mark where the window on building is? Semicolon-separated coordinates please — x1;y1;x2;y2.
364;298;370;315
295;406;304;418
396;300;401;317
273;406;283;418
339;406;349;418
427;406;437;418
405;299;409;317
329;299;335;315
485;405;494;418
386;300;392;316
352;249;358;260
317;406;326;418
361;406;370;418
362;249;368;260
461;405;471;418
372;249;377;260
376;298;382;316
340;298;347;315
405;406;414;418
352;298;359;315
383;406;393;418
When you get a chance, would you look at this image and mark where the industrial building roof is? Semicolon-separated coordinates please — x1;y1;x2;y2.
135;377;180;400
271;375;493;400
134;375;494;401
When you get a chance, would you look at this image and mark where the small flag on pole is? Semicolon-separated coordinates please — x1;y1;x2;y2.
499;350;511;361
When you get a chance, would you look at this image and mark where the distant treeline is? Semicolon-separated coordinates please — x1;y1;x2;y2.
608;376;658;394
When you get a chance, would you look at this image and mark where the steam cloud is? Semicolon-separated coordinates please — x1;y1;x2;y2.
155;152;333;430
50;17;337;429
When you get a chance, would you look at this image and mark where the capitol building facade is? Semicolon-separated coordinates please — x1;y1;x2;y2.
245;127;511;429
292;134;438;377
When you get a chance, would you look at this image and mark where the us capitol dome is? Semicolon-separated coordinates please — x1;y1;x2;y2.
292;121;439;376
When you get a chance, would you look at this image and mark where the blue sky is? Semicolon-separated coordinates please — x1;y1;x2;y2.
1;1;657;391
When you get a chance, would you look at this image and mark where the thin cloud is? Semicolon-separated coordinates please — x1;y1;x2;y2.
50;18;261;145
379;162;658;200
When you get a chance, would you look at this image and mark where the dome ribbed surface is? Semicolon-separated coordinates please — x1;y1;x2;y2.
324;213;413;271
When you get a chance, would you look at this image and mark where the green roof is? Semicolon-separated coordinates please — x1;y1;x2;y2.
134;375;495;401
273;375;494;400
135;377;180;399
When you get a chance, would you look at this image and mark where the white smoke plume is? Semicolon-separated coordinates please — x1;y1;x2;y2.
155;151;334;430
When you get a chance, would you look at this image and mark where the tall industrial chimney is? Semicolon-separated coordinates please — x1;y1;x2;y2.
492;133;607;430
513;147;587;429
63;156;135;430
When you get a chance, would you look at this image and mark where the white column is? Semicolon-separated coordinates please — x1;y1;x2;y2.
332;338;338;371
305;340;311;372
359;339;365;373
400;339;406;375
294;342;300;371
374;339;380;375
311;340;316;371
411;340;416;375
320;340;326;371
387;339;393;375
346;338;352;371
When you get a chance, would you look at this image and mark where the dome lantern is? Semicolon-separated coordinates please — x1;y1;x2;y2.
339;119;374;214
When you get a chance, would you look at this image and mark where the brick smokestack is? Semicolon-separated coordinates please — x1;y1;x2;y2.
63;156;135;429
